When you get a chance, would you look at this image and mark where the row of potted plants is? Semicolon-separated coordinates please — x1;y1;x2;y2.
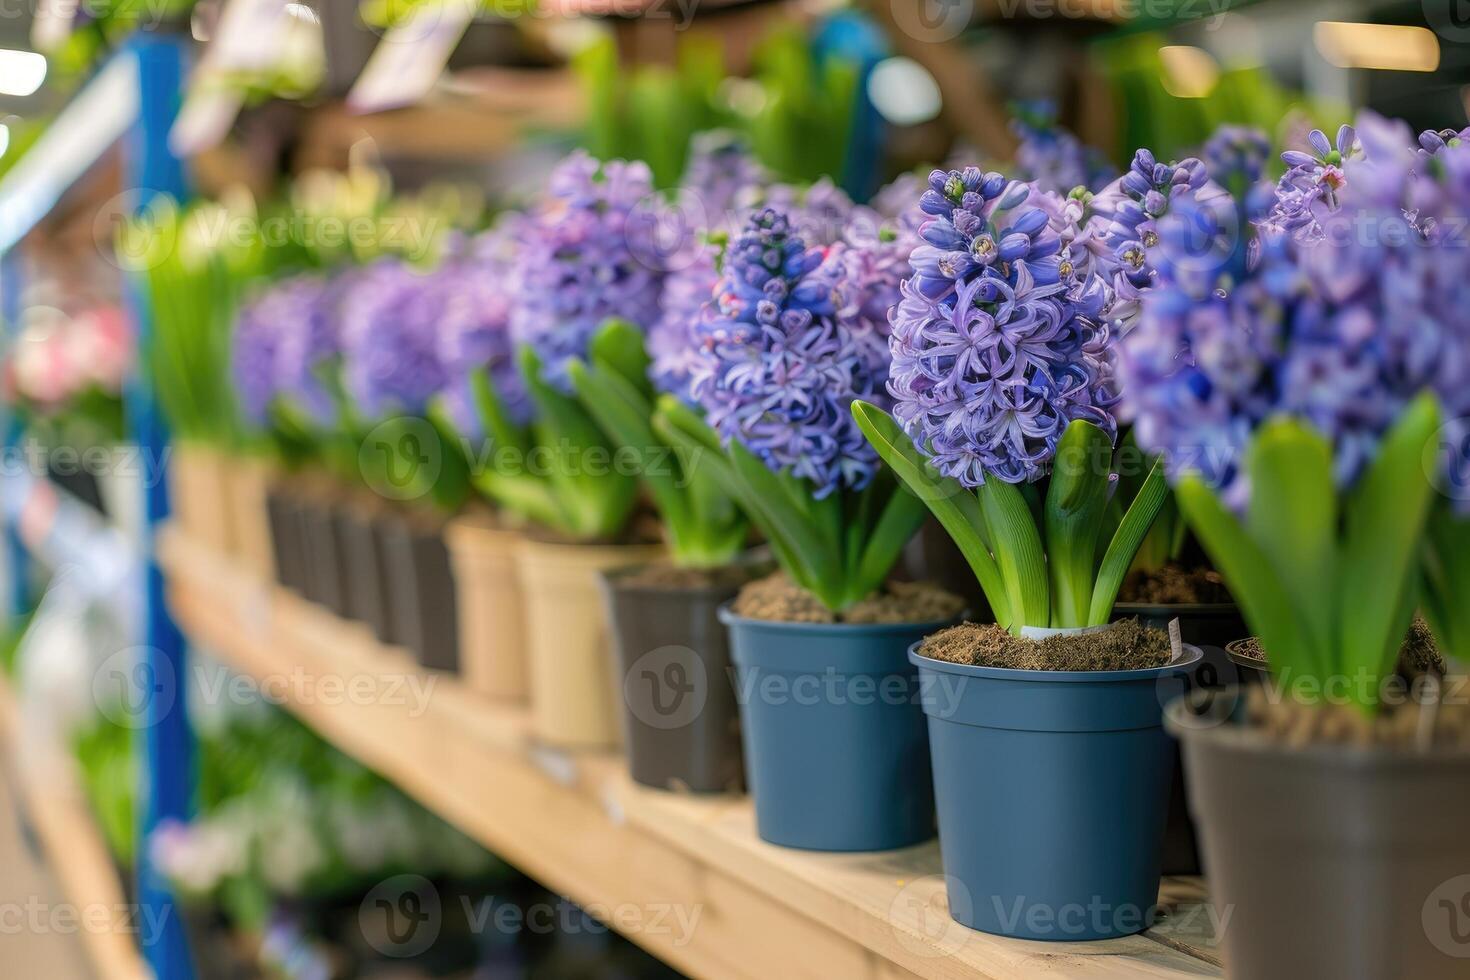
150;115;1469;975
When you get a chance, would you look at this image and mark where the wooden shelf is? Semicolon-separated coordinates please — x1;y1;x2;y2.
0;674;152;980
158;527;1224;980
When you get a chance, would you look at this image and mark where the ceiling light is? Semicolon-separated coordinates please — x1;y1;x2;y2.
868;57;942;127
1160;45;1220;99
0;49;47;98
1314;22;1440;72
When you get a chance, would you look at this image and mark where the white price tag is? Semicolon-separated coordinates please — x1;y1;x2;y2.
347;0;475;114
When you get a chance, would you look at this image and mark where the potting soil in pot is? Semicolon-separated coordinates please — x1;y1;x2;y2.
1234;618;1446;678
731;572;965;624
1120;564;1233;605
1240;675;1470;748
920;618;1171;671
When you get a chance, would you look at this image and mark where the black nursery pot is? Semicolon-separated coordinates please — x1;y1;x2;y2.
1117;601;1249;877
334;503;396;643
600;566;747;794
265;488;305;593
299;497;349;615
378;512;460;673
1170;690;1470;979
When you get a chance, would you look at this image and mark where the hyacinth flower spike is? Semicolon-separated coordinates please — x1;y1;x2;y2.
654;209;928;612
853;166;1170;634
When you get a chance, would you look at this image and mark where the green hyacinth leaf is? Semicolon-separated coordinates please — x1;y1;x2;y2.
852;400;1012;627
1044;420;1113;628
1245;419;1338;674
1339;392;1441;711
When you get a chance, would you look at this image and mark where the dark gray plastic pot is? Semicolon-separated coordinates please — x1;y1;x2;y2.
335;505;395;643
1169;690;1470;979
378;513;460;673
912;642;1202;941
1116;602;1248;877
601;567;747;794
299;498;348;615
720;606;953;851
265;489;305;593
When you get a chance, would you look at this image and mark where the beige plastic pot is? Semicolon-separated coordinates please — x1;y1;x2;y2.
445;512;529;702
517;537;664;747
228;456;276;581
169;442;237;554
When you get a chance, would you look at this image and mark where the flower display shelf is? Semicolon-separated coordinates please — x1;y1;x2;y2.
157;526;1224;980
0;673;152;980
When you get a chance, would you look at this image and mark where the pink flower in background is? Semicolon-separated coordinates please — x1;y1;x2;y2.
68;306;131;393
9;304;132;409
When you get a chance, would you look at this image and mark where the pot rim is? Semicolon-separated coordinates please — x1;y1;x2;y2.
1165;687;1470;765
907;639;1203;683
1223;638;1269;672
717;600;961;636
1113;600;1241;616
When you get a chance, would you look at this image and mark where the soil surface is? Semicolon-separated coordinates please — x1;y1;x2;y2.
1242;677;1470;749
1234;618;1446;677
616;561;763;591
920;618;1172;671
731;572;964;624
1120;564;1233;605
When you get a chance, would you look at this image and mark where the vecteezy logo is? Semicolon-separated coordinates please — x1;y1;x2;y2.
361;875;442;958
93;647;176;730
887;874;972;958
623;646;708;730
1424;874;1470;957
1425;1;1470;42
359;418;442;502
1425;419;1470;503
890;0;974;43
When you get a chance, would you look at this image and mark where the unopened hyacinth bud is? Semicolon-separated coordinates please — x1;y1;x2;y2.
909;166;1063;298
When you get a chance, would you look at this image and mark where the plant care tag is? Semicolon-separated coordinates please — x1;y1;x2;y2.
169;0;292;155
347;0;475;114
1168;618;1184;664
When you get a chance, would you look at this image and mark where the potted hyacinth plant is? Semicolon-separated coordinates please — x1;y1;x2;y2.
232;272;338;608
657;206;964;851
466;152;665;749
1128;116;1470;979
560;137;765;792
1090;137;1262;652
338;256;472;674
852;165;1201;940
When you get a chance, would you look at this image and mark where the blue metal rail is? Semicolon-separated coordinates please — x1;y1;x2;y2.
122;33;196;980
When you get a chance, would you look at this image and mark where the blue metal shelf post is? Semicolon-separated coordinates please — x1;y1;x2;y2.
1;251;27;619
123;31;196;980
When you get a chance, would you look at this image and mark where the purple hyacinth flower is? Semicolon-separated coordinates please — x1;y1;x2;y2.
510;151;667;394
686;208;882;498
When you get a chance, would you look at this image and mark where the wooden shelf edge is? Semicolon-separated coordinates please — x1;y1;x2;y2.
158;526;1224;980
0;674;153;980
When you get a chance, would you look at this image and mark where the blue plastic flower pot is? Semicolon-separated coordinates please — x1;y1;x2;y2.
720;605;952;852
911;642;1202;941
